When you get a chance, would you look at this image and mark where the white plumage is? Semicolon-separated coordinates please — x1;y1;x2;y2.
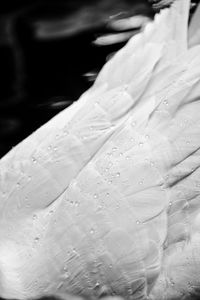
0;1;200;299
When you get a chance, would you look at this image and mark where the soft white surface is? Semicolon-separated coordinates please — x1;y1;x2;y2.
0;1;200;299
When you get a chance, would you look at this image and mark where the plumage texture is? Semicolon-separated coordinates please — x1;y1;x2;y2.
149;0;177;10
0;1;200;299
149;0;199;11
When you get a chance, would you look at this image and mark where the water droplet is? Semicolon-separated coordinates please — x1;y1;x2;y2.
145;135;149;139
63;266;68;271
139;180;144;185
136;220;140;225
163;99;168;106
63;271;70;279
150;161;155;167
169;202;172;206
170;278;175;286
49;210;54;215
106;192;110;197
34;280;38;286
139;142;144;147
54;147;57;151
95;282;100;289
107;152;113;157
75;201;79;207
32;157;37;164
55;135;59;140
126;156;130;160
72;248;77;254
105;168;109;172
186;141;190;145
33;214;37;220
131;121;136;127
119;152;123;157
28;176;32;181
34;236;40;242
127;288;133;295
116;172;120;177
123;84;128;91
47;145;52;150
16;182;20;188
97;205;103;210
90;228;95;234
94;194;98;199
108;180;112;185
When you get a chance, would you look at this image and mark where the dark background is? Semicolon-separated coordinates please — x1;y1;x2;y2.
0;0;199;158
0;0;154;158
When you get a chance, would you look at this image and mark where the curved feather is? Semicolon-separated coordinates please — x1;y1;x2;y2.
189;2;200;47
0;1;200;300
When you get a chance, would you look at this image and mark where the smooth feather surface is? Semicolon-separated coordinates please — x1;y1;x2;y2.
0;1;200;300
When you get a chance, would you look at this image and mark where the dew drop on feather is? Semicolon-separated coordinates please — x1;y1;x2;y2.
63;266;68;271
33;214;37;220
163;99;168;106
90;228;95;234
32;157;37;164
